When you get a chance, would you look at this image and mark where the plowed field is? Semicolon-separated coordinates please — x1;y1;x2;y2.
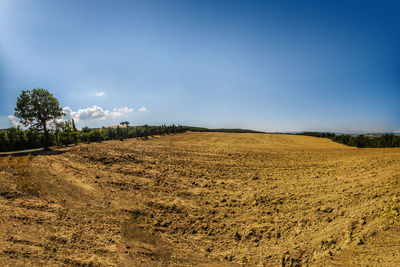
1;132;399;266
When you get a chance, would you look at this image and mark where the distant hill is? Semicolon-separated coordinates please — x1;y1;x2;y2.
184;126;265;134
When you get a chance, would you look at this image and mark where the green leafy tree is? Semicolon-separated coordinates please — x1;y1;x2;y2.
0;132;9;151
59;120;74;146
7;127;19;150
25;128;40;148
120;121;130;127
81;126;91;133
79;132;90;143
14;88;64;149
89;129;104;142
71;119;78;145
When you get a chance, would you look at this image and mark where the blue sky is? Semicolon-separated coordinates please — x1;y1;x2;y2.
0;0;399;132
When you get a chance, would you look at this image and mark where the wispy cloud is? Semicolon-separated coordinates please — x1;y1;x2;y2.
63;105;133;122
7;115;21;127
138;106;147;112
95;91;105;97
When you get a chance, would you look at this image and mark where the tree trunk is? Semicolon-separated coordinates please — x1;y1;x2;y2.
55;125;60;147
43;121;49;150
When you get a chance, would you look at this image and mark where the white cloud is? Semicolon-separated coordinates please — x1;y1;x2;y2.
138;106;147;112
7;115;21;127
95;91;105;97
63;105;134;122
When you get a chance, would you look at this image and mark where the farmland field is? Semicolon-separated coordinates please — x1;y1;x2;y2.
0;132;399;266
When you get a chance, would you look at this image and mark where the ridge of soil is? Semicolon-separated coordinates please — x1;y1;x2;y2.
0;132;399;266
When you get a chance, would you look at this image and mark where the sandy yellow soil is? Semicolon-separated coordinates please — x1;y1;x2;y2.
0;132;399;266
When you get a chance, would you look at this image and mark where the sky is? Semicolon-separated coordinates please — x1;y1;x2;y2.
0;0;399;132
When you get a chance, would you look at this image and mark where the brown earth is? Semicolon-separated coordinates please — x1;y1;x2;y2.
0;132;399;266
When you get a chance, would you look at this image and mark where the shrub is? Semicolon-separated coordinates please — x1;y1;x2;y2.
89;130;104;142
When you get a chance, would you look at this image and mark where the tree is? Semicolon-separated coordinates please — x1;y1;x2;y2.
71;119;77;131
81;126;91;133
0;131;10;151
58;120;74;146
70;119;78;145
89;129;103;142
14;88;64;149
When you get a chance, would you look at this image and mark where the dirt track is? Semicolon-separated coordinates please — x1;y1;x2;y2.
0;148;44;156
0;132;399;266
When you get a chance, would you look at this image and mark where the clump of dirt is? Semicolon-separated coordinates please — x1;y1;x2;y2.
0;132;399;266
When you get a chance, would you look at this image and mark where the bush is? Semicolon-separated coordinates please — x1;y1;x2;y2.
0;132;9;151
79;132;90;143
89;130;104;142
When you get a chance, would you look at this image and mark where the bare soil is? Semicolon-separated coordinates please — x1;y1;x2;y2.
0;132;399;266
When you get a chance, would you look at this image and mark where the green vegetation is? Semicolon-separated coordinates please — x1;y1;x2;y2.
2;127;398;152
0;124;188;152
0;88;189;152
3;88;398;152
14;88;64;149
0;119;267;152
298;132;400;148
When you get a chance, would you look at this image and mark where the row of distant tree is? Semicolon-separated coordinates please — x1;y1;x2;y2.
0;123;188;152
0;87;192;152
298;132;400;148
2;125;399;152
182;127;264;133
3;88;399;152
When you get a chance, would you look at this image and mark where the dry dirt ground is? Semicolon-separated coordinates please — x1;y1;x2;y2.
0;132;399;266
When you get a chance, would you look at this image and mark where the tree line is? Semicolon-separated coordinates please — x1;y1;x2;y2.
0;87;192;152
3;88;399;151
298;132;400;148
0;123;188;152
183;127;265;133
